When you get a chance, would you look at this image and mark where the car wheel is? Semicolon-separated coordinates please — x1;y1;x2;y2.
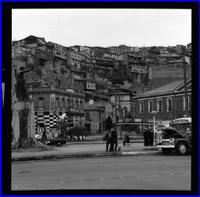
177;142;188;155
162;148;172;154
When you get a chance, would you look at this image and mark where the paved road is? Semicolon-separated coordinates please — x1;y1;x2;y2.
12;155;191;191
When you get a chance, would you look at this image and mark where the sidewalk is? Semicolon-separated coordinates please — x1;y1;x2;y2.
12;141;160;162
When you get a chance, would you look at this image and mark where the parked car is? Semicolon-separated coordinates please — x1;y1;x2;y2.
156;127;192;155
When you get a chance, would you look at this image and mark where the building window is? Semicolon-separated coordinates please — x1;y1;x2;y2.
139;101;144;113
56;98;59;108
38;97;44;108
148;100;153;113
86;112;90;121
39;58;45;66
50;95;55;110
157;99;163;112
80;100;83;109
167;98;173;112
123;107;128;118
62;98;65;108
76;100;79;110
56;51;61;56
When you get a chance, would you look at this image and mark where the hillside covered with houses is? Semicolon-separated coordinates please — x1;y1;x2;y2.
11;35;191;145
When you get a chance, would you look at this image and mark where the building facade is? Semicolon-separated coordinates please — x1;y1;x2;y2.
28;87;85;136
110;88;135;123
133;79;192;125
85;103;106;134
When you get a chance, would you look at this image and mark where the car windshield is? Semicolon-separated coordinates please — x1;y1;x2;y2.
160;129;183;139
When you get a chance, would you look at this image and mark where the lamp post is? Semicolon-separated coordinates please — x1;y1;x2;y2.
151;110;157;148
183;56;189;117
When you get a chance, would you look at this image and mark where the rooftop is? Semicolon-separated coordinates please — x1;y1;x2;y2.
136;78;191;98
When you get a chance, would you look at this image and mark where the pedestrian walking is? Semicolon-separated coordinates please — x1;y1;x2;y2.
41;127;47;145
110;128;118;151
103;130;112;152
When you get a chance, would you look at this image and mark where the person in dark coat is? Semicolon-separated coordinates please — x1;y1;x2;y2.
42;127;47;145
110;128;118;152
103;130;111;152
149;128;154;146
143;127;150;146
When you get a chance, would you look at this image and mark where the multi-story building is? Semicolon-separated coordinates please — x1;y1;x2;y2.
103;53;122;61
122;52;149;83
85;78;96;92
94;57;117;75
85;102;107;134
47;41;67;60
110;88;135;123
12;37;86;140
176;44;187;54
133;79;192;125
13;35;46;50
27;87;85;136
67;50;87;70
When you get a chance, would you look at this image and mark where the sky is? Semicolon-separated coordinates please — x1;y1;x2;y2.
12;9;191;47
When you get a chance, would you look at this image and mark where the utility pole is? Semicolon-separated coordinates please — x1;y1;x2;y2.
183;55;188;117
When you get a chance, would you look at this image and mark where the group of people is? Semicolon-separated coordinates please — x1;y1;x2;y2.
103;128;132;152
103;128;118;152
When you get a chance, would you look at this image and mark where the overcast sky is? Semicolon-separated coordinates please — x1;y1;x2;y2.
12;9;191;47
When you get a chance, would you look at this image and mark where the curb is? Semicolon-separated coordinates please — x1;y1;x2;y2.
63;140;144;145
12;150;160;162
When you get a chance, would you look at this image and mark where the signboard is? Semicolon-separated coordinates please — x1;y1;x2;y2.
131;67;147;74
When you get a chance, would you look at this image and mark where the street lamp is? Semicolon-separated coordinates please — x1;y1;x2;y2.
151;110;157;148
183;56;190;117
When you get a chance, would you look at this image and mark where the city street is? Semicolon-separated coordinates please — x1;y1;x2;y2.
12;155;191;191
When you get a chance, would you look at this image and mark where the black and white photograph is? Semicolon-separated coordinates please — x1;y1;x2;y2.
4;3;198;194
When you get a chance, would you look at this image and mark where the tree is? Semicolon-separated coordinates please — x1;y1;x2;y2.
12;65;36;149
109;63;132;85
